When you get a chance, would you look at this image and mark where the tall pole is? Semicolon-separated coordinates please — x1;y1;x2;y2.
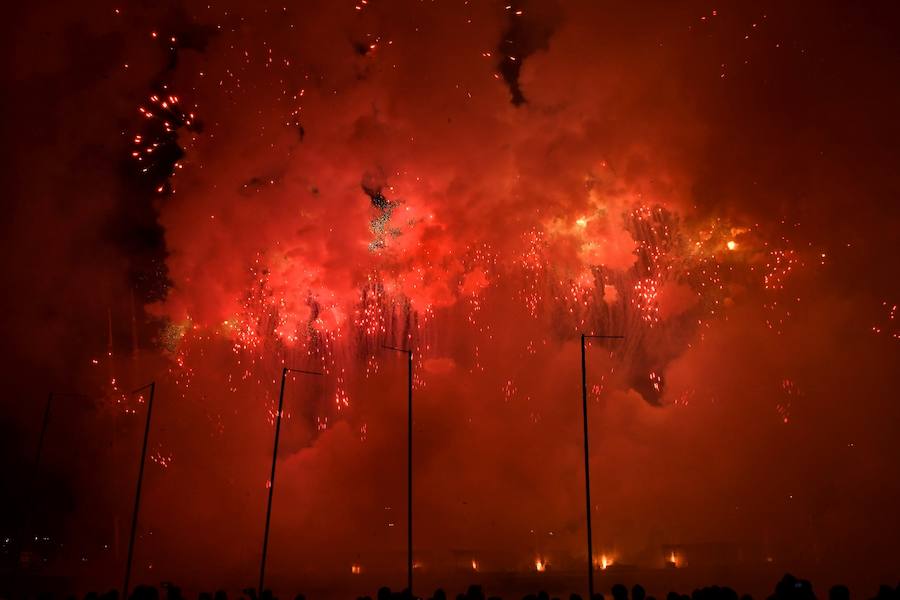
21;392;88;569
383;345;414;595
581;335;593;600
19;393;54;570
123;381;156;599
407;350;413;595
259;367;322;598
580;334;623;600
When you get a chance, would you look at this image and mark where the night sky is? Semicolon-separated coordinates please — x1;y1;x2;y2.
2;0;899;596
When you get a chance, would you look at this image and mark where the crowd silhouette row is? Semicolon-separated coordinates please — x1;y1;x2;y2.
8;574;900;600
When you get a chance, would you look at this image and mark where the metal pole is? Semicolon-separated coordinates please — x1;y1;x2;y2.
581;335;594;600
407;350;413;596
18;393;54;570
580;334;624;600
123;381;155;599
259;368;288;598
258;368;322;598
382;345;414;595
20;392;93;572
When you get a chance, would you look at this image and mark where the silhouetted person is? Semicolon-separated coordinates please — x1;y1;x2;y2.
571;593;584;600
537;591;550;600
431;589;446;600
592;593;606;600
129;585;158;600
875;586;896;600
742;594;754;600
826;586;848;600
633;585;646;600
612;585;629;600
162;583;184;600
467;585;485;600
214;591;227;600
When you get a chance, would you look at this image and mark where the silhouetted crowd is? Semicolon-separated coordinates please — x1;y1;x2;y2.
8;575;900;600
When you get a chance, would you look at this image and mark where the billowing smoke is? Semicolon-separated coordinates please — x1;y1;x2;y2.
3;0;900;597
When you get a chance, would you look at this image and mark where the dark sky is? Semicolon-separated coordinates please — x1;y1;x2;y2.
2;0;899;595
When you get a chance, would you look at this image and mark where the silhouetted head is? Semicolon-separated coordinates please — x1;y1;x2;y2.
571;593;584;600
667;592;680;600
741;594;754;600
166;585;184;600
378;587;392;600
214;591;227;600
776;574;799;597
592;593;605;600
875;586;893;600
467;585;485;600
433;589;446;600
537;591;550;600
828;585;848;600
612;585;629;600
633;585;646;600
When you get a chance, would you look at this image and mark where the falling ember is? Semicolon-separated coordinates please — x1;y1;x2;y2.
350;563;362;575
471;559;479;572
534;557;547;572
726;240;737;251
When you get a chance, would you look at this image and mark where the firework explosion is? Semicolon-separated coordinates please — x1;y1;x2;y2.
3;0;900;596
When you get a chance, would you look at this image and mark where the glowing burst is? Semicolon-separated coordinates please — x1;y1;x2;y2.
632;278;661;325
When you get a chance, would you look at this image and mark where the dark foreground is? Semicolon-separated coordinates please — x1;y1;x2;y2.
3;574;900;600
